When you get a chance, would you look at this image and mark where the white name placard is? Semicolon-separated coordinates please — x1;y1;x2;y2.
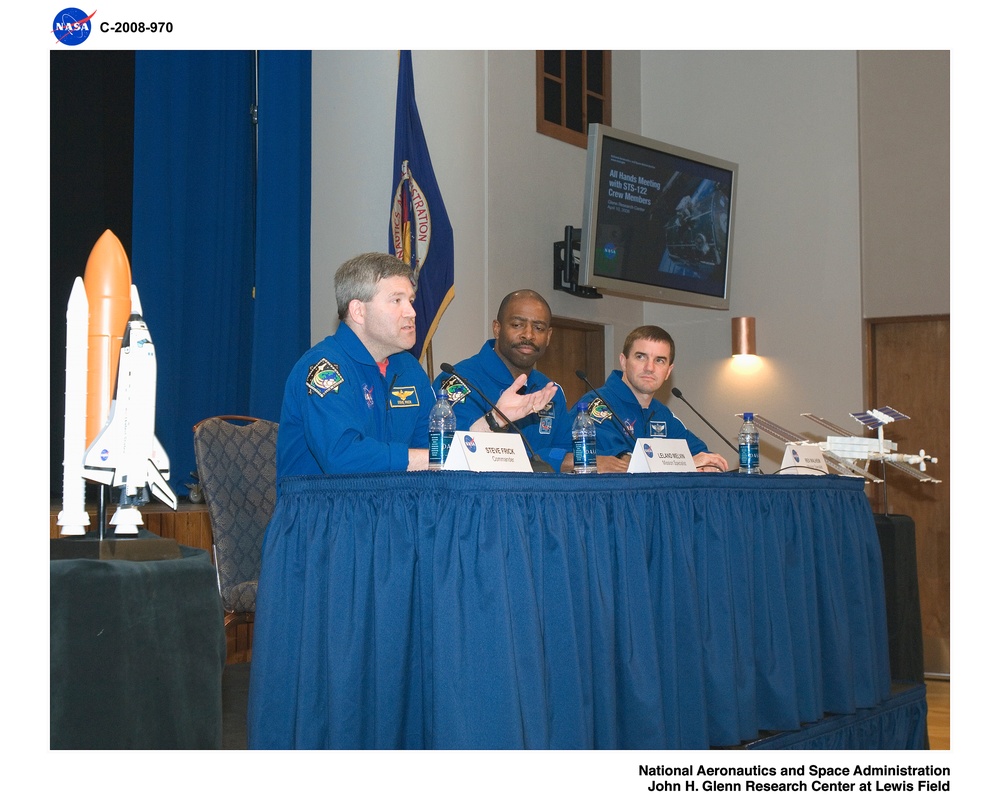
780;443;829;475
443;431;533;472
627;438;696;473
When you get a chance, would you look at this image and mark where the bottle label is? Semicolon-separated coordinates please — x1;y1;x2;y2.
429;430;455;466
573;436;596;472
739;443;760;472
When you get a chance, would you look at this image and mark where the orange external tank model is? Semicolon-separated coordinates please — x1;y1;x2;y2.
82;229;132;447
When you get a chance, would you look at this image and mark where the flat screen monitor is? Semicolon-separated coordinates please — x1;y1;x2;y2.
578;124;738;310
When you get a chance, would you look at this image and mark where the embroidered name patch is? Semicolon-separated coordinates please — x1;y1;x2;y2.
306;358;344;397
389;386;420;408
649;420;667;438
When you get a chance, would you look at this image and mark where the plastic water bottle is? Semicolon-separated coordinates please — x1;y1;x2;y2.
738;412;761;474
572;400;597;474
428;388;456;470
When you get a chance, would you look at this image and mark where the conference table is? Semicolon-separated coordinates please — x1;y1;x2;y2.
247;471;891;749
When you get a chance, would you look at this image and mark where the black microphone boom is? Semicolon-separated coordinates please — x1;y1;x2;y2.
670;387;739;455
575;370;637;450
439;363;555;473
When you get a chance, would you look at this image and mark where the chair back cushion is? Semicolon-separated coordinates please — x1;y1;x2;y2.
193;417;278;614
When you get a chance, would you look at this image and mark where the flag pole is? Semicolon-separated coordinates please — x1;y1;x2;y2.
425;338;434;380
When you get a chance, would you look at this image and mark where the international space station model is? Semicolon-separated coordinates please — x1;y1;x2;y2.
57;230;177;536
752;406;941;485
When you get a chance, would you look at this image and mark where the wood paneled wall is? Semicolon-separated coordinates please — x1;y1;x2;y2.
49;500;213;552
865;315;950;676
536;315;607;408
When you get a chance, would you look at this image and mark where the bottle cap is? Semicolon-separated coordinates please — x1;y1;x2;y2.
743;412;753;421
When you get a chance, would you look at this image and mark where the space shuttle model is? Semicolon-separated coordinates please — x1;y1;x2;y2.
57;230;177;536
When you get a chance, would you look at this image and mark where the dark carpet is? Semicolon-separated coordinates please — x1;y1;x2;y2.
222;663;250;749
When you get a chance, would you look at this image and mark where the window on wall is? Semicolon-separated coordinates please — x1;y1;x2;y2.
536;50;612;148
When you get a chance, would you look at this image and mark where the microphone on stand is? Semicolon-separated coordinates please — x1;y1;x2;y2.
575;370;637;456
439;363;555;473
670;386;740;456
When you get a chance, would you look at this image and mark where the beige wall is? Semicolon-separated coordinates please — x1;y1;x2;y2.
636;52;863;463
310;51;948;469
310;51;487;351
859;51;950;318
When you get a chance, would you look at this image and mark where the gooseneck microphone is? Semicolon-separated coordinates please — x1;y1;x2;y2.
439;363;555;473
575;370;637;451
670;387;740;455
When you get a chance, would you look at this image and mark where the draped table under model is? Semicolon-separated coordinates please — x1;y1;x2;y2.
247;471;892;749
51;541;226;749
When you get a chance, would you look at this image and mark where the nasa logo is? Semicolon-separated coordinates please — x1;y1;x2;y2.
643;443;654;458
52;8;95;45
463;434;477;453
602;241;618;261
391;160;432;285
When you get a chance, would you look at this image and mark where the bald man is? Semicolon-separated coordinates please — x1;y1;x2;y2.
433;290;572;472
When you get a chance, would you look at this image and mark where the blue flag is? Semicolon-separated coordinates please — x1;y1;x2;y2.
389;50;455;362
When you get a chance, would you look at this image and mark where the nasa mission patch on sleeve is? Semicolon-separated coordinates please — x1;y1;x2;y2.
306;358;344;397
587;397;613;424
441;374;471;404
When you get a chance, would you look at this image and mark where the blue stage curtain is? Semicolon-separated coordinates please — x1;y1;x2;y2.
251;51;311;423
132;51;310;495
247;472;894;749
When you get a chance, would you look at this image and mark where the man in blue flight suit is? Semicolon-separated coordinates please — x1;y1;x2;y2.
435;289;622;473
275;252;435;476
277;255;557;477
579;325;729;472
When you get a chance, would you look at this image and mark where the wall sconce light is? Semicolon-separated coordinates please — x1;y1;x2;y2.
732;316;757;357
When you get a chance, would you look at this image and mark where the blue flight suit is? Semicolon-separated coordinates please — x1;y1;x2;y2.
276;323;433;477
578;369;708;457
432;340;572;472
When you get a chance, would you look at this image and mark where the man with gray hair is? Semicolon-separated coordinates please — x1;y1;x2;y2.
276;251;435;475
276;253;557;476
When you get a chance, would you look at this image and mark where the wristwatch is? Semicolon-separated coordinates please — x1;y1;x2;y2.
485;410;510;432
